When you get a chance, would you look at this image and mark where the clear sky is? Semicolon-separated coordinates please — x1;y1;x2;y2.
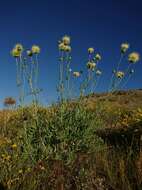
0;0;142;107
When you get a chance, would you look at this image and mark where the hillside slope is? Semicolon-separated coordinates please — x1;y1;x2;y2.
86;89;142;110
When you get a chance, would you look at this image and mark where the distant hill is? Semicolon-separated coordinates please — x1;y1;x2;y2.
85;89;142;111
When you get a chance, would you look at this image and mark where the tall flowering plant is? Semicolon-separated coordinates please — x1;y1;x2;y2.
11;44;41;105
80;48;102;96
58;35;72;101
109;43;140;92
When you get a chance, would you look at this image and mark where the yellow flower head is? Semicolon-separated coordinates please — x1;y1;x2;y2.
15;44;23;52
11;48;21;58
2;154;6;158
121;43;129;53
96;70;102;75
11;143;17;149
27;50;33;57
95;54;101;61
27;167;31;172
3;155;11;161
58;42;66;51
73;72;80;77
64;45;72;52
87;62;96;70
18;169;23;174
128;52;140;63
31;45;40;54
88;48;94;54
62;35;70;45
6;155;11;161
116;71;125;79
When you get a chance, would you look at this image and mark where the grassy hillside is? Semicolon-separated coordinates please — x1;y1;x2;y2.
0;89;142;190
87;89;142;110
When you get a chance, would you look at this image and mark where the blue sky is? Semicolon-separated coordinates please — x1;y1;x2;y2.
0;0;142;107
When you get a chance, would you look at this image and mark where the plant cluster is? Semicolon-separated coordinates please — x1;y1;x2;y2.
11;44;41;105
0;36;140;189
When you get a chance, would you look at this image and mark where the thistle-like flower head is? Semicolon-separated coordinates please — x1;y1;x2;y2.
121;43;129;53
87;62;96;70
58;42;66;51
128;52;140;63
15;44;24;52
62;35;70;45
11;48;21;58
73;72;80;77
116;71;125;79
64;45;71;52
31;45;40;54
88;47;94;54
95;54;101;61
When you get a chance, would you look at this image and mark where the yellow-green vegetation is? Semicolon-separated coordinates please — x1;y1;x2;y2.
85;89;142;127
0;94;142;190
0;103;105;190
0;36;141;189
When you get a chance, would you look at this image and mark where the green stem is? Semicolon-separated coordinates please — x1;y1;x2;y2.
15;58;20;86
66;53;71;99
121;75;132;89
113;64;131;91
34;54;39;103
108;53;124;92
19;56;24;106
35;54;39;90
59;51;64;102
94;76;101;92
90;71;95;93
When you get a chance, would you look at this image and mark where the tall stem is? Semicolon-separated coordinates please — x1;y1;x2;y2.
59;51;64;102
35;54;39;90
113;64;132;91
66;52;71;99
108;53;124;92
90;71;95;93
34;54;39;103
94;76;100;92
121;75;132;89
19;55;25;106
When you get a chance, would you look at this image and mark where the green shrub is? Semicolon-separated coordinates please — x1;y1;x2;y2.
22;102;104;163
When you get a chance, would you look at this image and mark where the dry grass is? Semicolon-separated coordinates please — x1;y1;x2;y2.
0;90;142;189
